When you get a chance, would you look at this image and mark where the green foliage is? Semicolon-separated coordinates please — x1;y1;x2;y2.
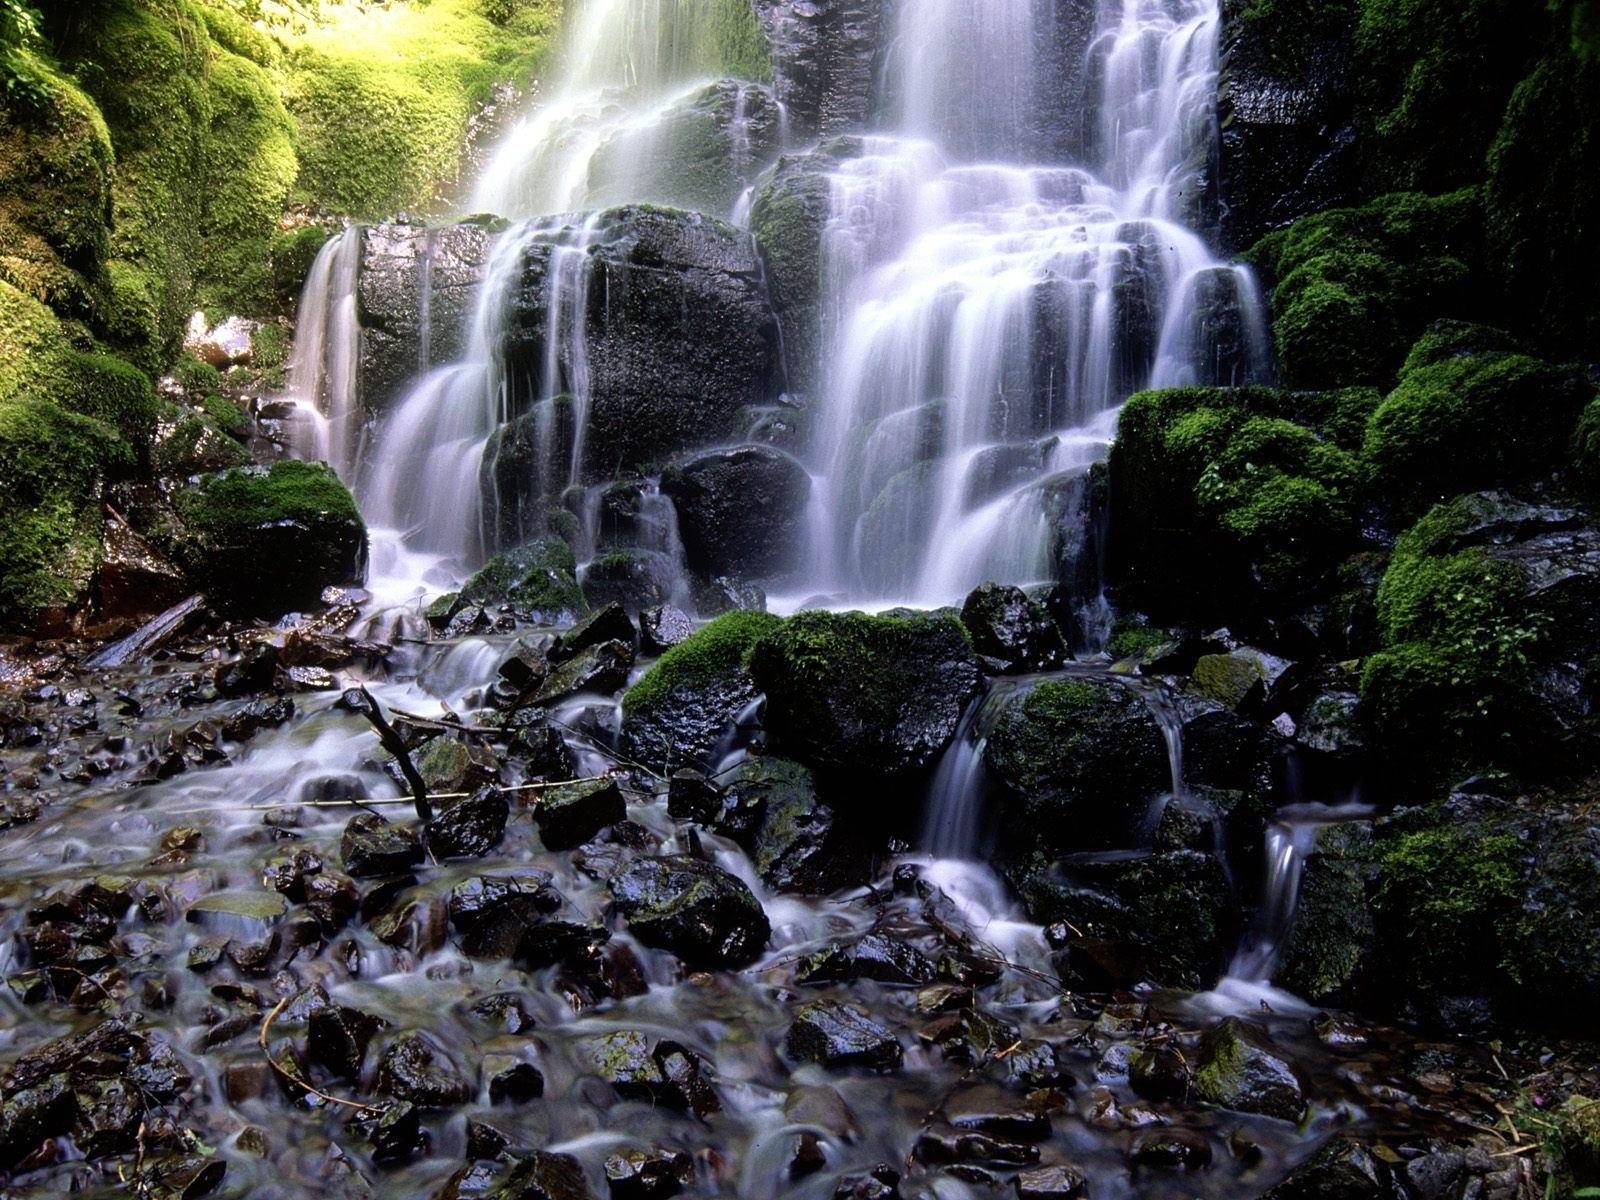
175;458;359;537
0;398;128;622
1250;189;1484;388
56;348;159;450
624;610;783;717
0;0;52;111
1364;338;1593;515
1575;397;1600;497
1375;826;1523;985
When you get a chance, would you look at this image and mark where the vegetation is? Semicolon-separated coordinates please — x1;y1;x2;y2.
624;610;784;718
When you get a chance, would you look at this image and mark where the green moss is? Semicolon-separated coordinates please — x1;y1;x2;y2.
1249;189;1484;389
56;348;158;450
624;610;784;718
1575;397;1600;496
175;458;358;536
1364;347;1593;514
1106;620;1174;661
173;352;222;397
460;535;586;618
201;393;251;441
0;398;128;623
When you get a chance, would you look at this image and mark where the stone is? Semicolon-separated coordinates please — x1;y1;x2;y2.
507;721;578;781
603;1147;694;1200
661;445;811;580
579;1031;720;1118
550;604;636;663
532;640;634;706
785;1000;902;1072
1193;1018;1306;1122
1261;1139;1387;1200
428;791;509;859
797;933;937;987
913;1126;1040;1166
1014;1165;1086;1199
1129;1128;1212;1170
535;776;626;850
1128;1043;1191;1102
369;1100;425;1165
639;605;693;654
341;813;424;878
448;874;564;960
960;583;1067;672
487;1151;596;1200
488;1060;545;1105
375;1032;472;1108
741;757;870;894
308;1004;387;1079
608;855;770;969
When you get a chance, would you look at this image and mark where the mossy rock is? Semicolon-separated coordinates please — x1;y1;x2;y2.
168;460;366;617
1575;397;1600;498
151;403;252;477
748;609;981;780
460;537;586;622
0;398;129;628
622;610;784;771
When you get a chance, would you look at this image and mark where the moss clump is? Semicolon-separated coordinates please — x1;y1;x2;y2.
0;398;128;624
1106;618;1174;661
55;348;159;449
176;458;358;533
1364;336;1593;516
460;536;586;619
624;610;783;718
1575;397;1600;497
201;393;251;441
1249;189;1483;389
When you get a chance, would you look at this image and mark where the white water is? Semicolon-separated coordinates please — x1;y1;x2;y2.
799;0;1268;606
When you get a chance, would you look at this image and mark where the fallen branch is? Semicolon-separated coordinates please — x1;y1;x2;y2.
345;686;432;822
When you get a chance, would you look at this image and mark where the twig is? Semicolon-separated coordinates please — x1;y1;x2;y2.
346;686;433;823
388;706;503;737
258;997;380;1113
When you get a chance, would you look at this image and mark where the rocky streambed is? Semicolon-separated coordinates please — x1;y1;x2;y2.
0;589;1587;1200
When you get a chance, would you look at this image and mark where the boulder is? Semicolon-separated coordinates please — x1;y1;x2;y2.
578;1031;720;1118
375;1031;472;1108
535;776;626;850
549;603;635;663
797;933;937;988
607;855;770;969
640;604;693;653
751;3;883;137
1277;821;1380;1006
749;610;981;778
1261;1139;1388;1200
604;1147;694;1200
166;462;366;618
341;813;423;878
531;640;634;706
487;1151;596;1200
661;445;811;581
459;538;586;622
426;791;509;859
785;999;902;1072
580;549;679;613
1193;1018;1307;1121
959;583;1067;672
985;678;1170;853
741;757;871;895
622;611;783;770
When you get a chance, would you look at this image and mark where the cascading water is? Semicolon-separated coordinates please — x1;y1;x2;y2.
798;0;1268;607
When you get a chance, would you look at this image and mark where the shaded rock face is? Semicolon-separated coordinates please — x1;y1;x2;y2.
662;444;812;581
1216;0;1361;252
503;206;782;486
751;1;885;138
960;583;1067;672
357;220;499;416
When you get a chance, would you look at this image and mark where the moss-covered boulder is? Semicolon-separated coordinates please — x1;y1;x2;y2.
460;537;586;622
1193;1018;1307;1121
1364;325;1594;516
167;460;366;618
748;609;981;779
1249;189;1483;389
959;583;1066;672
742;757;872;896
622;611;784;771
986;678;1170;853
1277;821;1381;1006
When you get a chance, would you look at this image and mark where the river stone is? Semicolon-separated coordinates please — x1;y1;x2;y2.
797;933;937;987
579;1031;720;1117
1128;1043;1191;1102
1194;1018;1307;1121
1130;1128;1213;1170
535;776;626;850
749;610;982;779
307;1004;387;1079
549;603;635;663
661;445;811;580
487;1059;545;1105
608;855;770;969
448;874;564;960
640;605;693;653
185;890;287;931
960;583;1067;672
460;538;587;622
532;640;634;706
1015;1164;1087;1199
785;999;903;1072
427;791;509;859
369;1099;425;1165
375;1031;472;1108
1262;1139;1388;1200
740;757;871;894
603;1147;694;1200
487;1151;596;1200
341;813;424;878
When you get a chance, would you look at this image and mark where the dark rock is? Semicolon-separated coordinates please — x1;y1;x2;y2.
532;640;634;706
370;1100;426;1165
913;1126;1040;1166
550;604;636;663
1015;1165;1087;1199
580;549;677;613
307;1005;387;1079
1193;1019;1306;1122
536;776;626;850
785;999;902;1072
375;1031;473;1108
740;757;870;894
448;874;564;960
1297;690;1366;758
0;1075;77;1171
692;574;766;617
661;445;811;580
750;610;982;778
1130;1128;1212;1170
214;644;279;697
797;933;937;987
830;1165;902;1200
428;791;510;859
488;1061;545;1105
488;1151;596;1200
639;605;693;654
666;769;723;824
943;1085;1051;1141
461;538;586;622
607;855;770;969
466;1118;512;1161
1261;1139;1388;1200
603;1147;694;1200
498;638;548;693
579;1031;720;1118
752;3;883;138
1278;821;1380;1007
960;584;1067;672
507;720;578;781
1128;1043;1191;1102
341;814;424;878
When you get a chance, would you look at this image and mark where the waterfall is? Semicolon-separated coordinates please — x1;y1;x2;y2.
286;227;362;474
799;0;1268;606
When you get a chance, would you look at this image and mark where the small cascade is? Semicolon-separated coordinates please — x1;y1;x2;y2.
919;680;1034;860
286;226;362;473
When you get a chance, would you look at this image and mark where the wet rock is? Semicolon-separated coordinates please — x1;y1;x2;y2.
550;604;636;663
1128;1043;1191;1101
0;1075;77;1171
830;1165;902;1200
1189;647;1300;715
305;871;362;930
740;756;870;894
185;890;287;938
536;776;626;851
666;769;723;824
498;638;548;693
488;1151;596;1200
1015;1164;1087;1199
411;737;497;796
1297;690;1366;758
1193;1019;1306;1122
580;1031;720;1118
308;1004;387;1079
960;583;1067;672
692;574;766;617
532;640;634;706
604;1147;694;1199
471;993;536;1036
342;813;425;878
507;720;578;782
786;1084;858;1140
515;919;610;971
1130;1128;1212;1170
376;1031;473;1108
639;605;693;654
1278;821;1380;1007
943;1085;1051;1141
466;1118;512;1161
487;1060;545;1105
913;1125;1041;1166
785;999;903;1072
428;791;510;859
461;538;587;623
661;445;811;580
1262;1138;1388;1200
608;855;770;969
797;933;937;987
750;610;982;778
370;1100;426;1165
448;874;564;960
986;677;1170;853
